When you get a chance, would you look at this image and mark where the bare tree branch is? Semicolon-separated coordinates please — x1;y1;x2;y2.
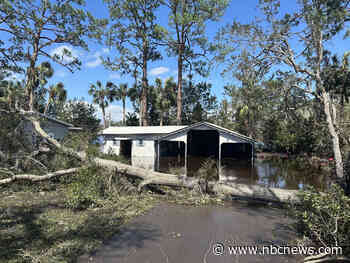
0;167;80;185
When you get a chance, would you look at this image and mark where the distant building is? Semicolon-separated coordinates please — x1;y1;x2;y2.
100;121;255;179
21;112;82;149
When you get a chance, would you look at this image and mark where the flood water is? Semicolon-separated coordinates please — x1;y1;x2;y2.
159;156;330;191
79;202;300;263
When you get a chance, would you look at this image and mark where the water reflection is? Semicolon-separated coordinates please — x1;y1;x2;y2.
221;158;330;190
159;156;330;191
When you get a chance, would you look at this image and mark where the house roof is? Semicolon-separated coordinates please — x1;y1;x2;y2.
27;111;78;128
101;125;187;135
100;122;256;143
157;122;256;143
36;112;74;127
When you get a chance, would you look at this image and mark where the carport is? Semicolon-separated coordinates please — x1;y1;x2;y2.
156;122;255;179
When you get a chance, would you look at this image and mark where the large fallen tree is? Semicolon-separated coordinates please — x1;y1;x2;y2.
0;110;300;203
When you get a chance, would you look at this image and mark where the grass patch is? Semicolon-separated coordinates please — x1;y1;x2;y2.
0;188;157;263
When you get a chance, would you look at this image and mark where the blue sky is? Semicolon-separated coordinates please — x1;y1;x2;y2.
6;0;350;121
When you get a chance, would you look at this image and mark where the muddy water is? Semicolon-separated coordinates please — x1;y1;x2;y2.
221;158;330;191
79;202;300;263
159;156;330;191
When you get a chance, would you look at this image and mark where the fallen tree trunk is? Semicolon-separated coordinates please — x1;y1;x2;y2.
1;159;300;202
211;182;299;203
0;111;300;203
0;168;80;185
95;158;300;202
303;252;350;263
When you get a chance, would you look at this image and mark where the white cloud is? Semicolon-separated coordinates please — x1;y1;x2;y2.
109;73;120;79
50;45;79;63
86;51;102;68
56;70;67;78
96;104;132;122
102;48;110;54
150;66;170;76
86;58;102;68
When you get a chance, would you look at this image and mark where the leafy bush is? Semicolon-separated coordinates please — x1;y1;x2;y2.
65;166;107;209
196;158;219;194
289;184;350;255
197;158;219;182
65;165;138;210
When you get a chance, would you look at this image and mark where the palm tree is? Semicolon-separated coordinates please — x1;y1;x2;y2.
44;82;67;115
88;80;117;128
26;61;54;111
116;83;129;125
0;80;25;111
155;78;172;126
128;83;143;126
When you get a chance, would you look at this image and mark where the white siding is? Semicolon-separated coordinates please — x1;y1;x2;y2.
103;140;120;155
167;133;187;142
219;132;247;144
132;140;155;170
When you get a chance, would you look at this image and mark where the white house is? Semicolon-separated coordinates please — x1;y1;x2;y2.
100;122;255;178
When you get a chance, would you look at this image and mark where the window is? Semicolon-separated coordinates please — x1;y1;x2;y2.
113;139;120;146
137;139;144;146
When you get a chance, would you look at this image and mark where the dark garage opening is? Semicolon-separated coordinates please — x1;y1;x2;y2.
187;130;219;177
220;142;255;181
158;141;185;174
221;143;252;161
120;140;132;160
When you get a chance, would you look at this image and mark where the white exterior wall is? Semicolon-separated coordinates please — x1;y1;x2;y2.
132;140;155;170
103;140;120;155
219;132;247;145
168;133;187;142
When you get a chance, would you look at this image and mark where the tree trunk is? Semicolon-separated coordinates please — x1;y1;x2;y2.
122;98;126;125
322;90;344;178
132;68;142;126
102;106;107;129
27;62;36;112
27;39;39;112
44;99;50;115
139;101;143;126
0;168;80;185
142;44;148;126
160;113;163;126
177;47;183;125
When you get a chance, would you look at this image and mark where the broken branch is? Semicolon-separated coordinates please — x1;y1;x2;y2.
0;167;80;185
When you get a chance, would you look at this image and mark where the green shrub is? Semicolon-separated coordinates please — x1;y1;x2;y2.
65;165;138;210
197;158;219;182
196;158;219;194
65;166;106;209
289;184;350;255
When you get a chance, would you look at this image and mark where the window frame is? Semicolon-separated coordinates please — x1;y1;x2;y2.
137;139;144;147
